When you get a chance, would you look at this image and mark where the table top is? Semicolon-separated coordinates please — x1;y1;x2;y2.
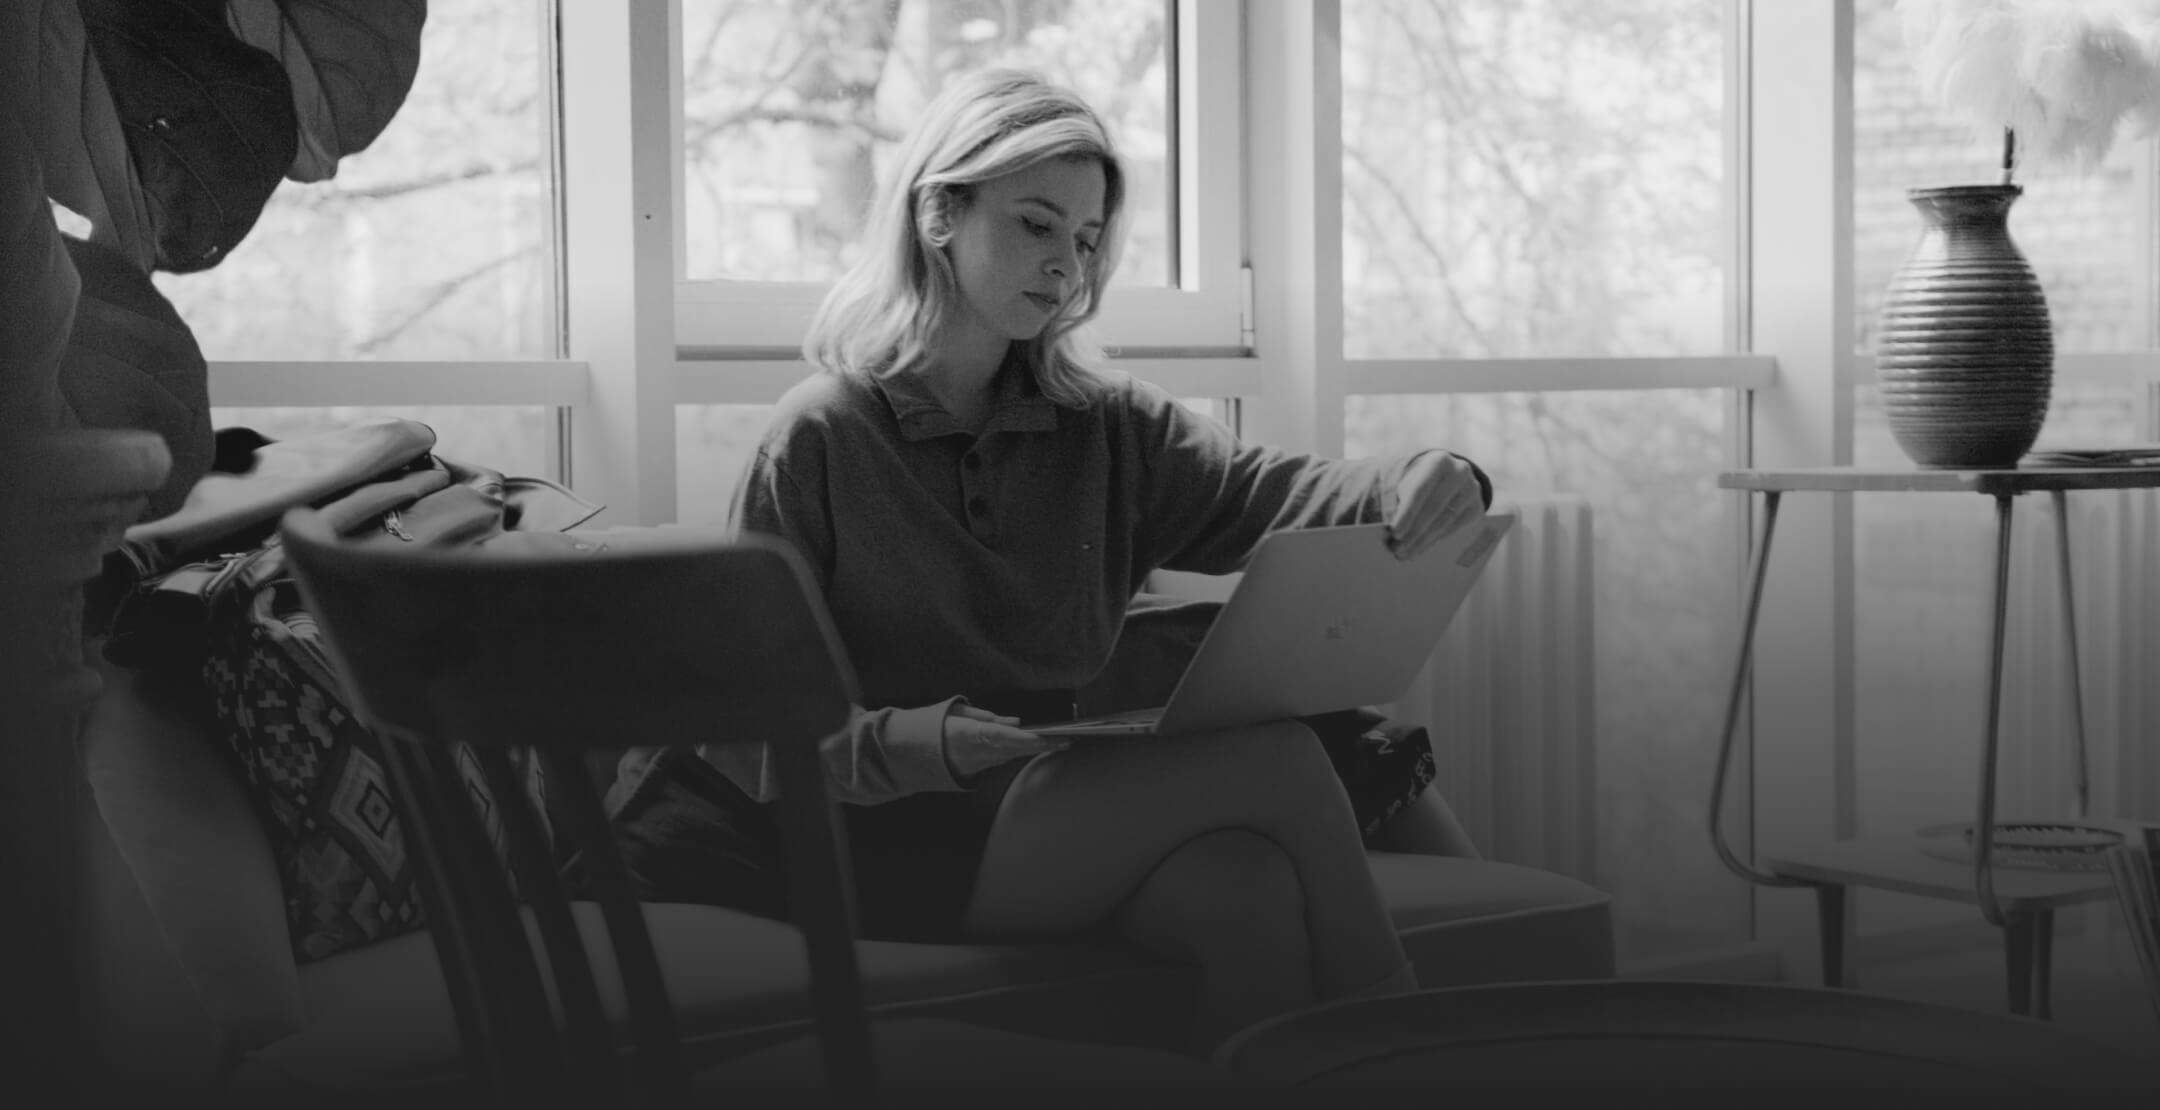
1760;837;2120;911
1719;465;2160;494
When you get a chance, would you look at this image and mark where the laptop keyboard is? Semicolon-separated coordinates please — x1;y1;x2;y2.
1029;709;1164;732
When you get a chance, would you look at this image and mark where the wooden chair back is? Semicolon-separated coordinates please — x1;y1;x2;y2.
277;510;875;1106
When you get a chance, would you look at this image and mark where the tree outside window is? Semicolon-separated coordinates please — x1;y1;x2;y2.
679;0;1171;286
1339;0;1739;963
163;0;556;474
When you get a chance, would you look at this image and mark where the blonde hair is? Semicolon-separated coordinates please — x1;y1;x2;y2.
803;68;1126;408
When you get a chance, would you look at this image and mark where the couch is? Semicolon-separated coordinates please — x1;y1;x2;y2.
76;581;1615;1104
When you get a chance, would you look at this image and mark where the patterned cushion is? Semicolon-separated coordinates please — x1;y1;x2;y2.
1311;710;1438;842
203;565;546;964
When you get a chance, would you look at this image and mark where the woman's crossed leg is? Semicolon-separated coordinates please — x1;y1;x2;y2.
964;719;1417;1053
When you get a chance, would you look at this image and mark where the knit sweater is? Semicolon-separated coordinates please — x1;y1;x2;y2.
703;357;1487;805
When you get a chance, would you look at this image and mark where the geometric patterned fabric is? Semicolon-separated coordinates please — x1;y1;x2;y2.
200;551;547;964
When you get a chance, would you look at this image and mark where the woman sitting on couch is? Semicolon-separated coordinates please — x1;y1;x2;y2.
605;67;1492;1054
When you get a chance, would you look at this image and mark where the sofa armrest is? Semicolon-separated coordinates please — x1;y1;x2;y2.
80;645;305;1059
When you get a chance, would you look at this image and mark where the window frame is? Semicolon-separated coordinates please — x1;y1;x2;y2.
667;0;1249;366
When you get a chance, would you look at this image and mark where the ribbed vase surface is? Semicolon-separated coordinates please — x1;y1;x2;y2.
1875;184;2053;469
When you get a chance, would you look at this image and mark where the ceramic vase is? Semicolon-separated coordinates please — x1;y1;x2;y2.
1875;184;2054;469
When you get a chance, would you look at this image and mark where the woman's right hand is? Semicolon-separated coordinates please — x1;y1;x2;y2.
942;703;1069;783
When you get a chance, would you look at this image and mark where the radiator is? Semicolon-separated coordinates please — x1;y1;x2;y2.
1378;496;1598;883
1996;489;2160;824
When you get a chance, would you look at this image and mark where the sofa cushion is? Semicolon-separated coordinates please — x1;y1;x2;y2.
241;853;1613;1095
248;901;1172;1092
1368;852;1616;985
1367;852;1609;928
81;648;308;1057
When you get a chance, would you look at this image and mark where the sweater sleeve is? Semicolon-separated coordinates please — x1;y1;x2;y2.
1128;379;1492;576
706;439;965;805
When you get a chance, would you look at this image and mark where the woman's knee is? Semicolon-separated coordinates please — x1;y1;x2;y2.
1200;719;1359;821
1156;828;1304;923
1113;829;1310;972
985;720;1354;869
1225;718;1332;774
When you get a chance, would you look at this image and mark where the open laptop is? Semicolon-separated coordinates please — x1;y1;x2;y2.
1030;509;1517;738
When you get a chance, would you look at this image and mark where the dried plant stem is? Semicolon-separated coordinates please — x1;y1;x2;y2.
2001;127;2017;185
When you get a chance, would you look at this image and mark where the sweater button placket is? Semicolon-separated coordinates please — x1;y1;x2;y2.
962;448;991;539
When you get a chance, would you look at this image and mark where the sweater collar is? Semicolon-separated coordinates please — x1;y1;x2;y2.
869;350;1059;441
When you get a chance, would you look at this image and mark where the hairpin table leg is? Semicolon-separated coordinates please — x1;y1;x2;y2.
1815;883;1849;989
1974;494;2014;928
1710;491;1807;889
2047;490;2091;820
2004;911;2035;1017
2031;909;2055;1021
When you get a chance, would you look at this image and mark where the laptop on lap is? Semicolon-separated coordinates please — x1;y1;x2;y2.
1031;509;1517;738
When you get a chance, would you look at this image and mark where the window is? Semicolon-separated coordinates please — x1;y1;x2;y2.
674;0;1245;353
1851;2;2150;357
1337;0;1747;965
679;0;1173;288
1347;389;1745;962
674;0;1244;521
1340;0;1729;360
677;405;773;527
175;0;560;474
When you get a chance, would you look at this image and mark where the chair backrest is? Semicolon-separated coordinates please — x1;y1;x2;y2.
277;509;876;1107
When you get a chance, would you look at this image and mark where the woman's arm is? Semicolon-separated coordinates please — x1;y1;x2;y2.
1124;379;1492;575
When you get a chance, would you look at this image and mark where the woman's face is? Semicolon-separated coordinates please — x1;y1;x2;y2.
940;156;1107;350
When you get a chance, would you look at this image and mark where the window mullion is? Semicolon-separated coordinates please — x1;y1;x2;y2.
560;0;678;524
673;1;1245;361
1740;0;1856;977
1243;0;1344;455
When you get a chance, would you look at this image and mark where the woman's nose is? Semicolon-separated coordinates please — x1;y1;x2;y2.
1044;247;1074;279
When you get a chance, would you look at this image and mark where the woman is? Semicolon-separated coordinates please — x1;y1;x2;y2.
610;68;1492;1053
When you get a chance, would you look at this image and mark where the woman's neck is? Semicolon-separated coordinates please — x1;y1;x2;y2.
922;329;1011;425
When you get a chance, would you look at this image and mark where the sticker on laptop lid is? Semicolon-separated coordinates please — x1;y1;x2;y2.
1456;523;1505;568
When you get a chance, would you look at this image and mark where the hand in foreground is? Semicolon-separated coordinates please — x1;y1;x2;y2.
1387;450;1486;560
942;703;1069;783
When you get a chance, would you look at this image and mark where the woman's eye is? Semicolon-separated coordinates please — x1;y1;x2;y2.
1022;218;1050;237
1077;239;1098;257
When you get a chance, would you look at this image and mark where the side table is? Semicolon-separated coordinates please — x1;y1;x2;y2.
1710;465;2160;1019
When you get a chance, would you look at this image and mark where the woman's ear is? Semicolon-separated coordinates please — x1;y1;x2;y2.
917;183;966;247
916;188;947;245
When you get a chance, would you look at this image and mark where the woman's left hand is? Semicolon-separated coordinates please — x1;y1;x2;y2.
1386;451;1485;560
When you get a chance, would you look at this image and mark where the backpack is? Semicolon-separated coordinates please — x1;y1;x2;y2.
103;419;602;962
